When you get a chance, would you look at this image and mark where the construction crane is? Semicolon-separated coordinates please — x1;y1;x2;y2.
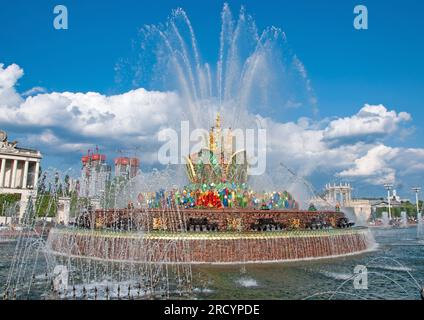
279;162;333;207
115;146;143;159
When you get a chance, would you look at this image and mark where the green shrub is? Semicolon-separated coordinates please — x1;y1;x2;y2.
0;194;21;216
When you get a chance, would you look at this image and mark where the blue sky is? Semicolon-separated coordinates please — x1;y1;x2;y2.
1;0;423;197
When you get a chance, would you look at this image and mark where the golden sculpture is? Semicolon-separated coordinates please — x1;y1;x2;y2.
185;114;248;184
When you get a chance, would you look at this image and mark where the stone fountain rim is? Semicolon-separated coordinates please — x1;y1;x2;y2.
49;226;370;240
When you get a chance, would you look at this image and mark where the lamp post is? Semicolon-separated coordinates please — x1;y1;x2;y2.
412;187;421;220
384;183;393;220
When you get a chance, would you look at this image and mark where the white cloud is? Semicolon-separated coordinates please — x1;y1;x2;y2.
1;62;423;190
336;145;424;185
258;114;424;186
0;63;183;165
0;63;23;89
0;89;181;138
258;117;368;178
25;130;91;154
337;144;398;184
0;63;24;108
323;104;411;143
22;86;47;97
0;62;183;162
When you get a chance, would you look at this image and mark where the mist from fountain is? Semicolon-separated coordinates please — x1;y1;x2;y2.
417;212;423;239
2;169;193;300
401;211;408;228
381;212;389;227
115;3;318;207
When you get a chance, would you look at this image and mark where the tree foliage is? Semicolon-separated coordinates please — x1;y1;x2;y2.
0;194;21;216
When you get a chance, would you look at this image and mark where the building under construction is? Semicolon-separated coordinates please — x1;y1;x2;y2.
79;149;140;199
114;157;140;179
79;150;111;198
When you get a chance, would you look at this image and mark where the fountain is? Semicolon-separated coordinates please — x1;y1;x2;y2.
1;169;194;300
417;212;423;239
52;265;69;293
46;114;374;265
401;211;408;228
382;211;389;227
3;4;375;300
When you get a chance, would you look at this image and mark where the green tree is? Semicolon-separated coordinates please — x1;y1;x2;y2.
0;194;21;216
34;192;58;217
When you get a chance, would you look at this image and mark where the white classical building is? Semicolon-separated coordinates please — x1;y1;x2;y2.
325;183;353;206
313;183;372;226
0;130;41;222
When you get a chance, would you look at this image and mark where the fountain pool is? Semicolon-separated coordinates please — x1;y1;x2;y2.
1;227;422;300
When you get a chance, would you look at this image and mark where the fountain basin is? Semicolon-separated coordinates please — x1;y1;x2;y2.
0;229;39;242
46;227;374;264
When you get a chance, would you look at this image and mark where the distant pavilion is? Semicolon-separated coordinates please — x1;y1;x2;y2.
0;130;41;222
